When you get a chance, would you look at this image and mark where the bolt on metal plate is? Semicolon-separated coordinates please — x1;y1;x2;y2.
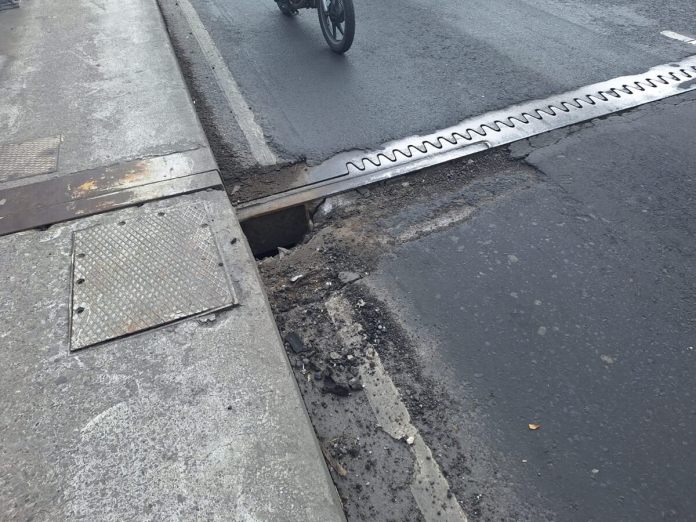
69;203;237;351
0;135;60;183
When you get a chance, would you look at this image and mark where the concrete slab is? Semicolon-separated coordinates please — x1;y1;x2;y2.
0;0;206;185
0;0;345;519
0;190;344;520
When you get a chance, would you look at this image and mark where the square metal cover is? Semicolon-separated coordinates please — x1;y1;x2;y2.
0;135;60;183
69;203;236;351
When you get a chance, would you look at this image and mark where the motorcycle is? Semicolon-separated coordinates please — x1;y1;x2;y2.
276;0;355;54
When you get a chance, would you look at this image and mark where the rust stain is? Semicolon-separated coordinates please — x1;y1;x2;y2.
76;180;98;194
126;323;139;334
122;171;145;184
113;164;150;189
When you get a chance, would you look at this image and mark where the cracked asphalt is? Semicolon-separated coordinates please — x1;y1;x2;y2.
370;92;696;520
158;0;696;518
258;93;696;521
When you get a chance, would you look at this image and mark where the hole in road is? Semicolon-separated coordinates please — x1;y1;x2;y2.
240;205;310;259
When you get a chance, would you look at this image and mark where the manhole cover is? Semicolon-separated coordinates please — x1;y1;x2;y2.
69;203;237;351
0;135;60;183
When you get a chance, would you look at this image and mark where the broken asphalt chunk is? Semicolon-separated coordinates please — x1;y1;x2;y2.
338;271;361;284
323;375;351;396
285;331;309;353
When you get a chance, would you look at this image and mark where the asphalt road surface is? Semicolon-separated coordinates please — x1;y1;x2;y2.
159;1;696;519
161;0;694;164
257;92;696;521
370;92;696;521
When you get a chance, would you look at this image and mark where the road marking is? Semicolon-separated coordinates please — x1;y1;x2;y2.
397;205;476;243
176;0;277;166
325;294;468;522
661;30;696;45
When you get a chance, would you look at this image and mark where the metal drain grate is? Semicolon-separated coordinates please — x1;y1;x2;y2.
0;135;60;183
69;203;236;351
238;55;696;220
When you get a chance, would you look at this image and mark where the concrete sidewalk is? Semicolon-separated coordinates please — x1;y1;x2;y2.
0;0;344;520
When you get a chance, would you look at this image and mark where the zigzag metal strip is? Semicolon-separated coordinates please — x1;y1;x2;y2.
340;60;696;176
238;56;696;220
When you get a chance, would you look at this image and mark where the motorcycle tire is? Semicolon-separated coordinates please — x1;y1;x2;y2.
317;0;355;54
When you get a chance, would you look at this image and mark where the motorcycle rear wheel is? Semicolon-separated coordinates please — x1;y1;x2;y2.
317;0;355;54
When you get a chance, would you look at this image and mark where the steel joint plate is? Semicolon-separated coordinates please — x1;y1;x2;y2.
0;148;221;237
69;202;236;351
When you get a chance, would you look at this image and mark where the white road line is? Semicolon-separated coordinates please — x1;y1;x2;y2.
661;30;696;45
325;295;468;522
176;0;277;166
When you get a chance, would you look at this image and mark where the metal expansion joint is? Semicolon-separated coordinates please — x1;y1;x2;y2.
238;56;696;220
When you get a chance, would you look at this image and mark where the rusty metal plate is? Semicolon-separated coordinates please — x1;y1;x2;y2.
0;147;220;236
69;203;236;351
0;136;60;182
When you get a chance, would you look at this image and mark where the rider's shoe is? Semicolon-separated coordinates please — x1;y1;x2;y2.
275;0;298;15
